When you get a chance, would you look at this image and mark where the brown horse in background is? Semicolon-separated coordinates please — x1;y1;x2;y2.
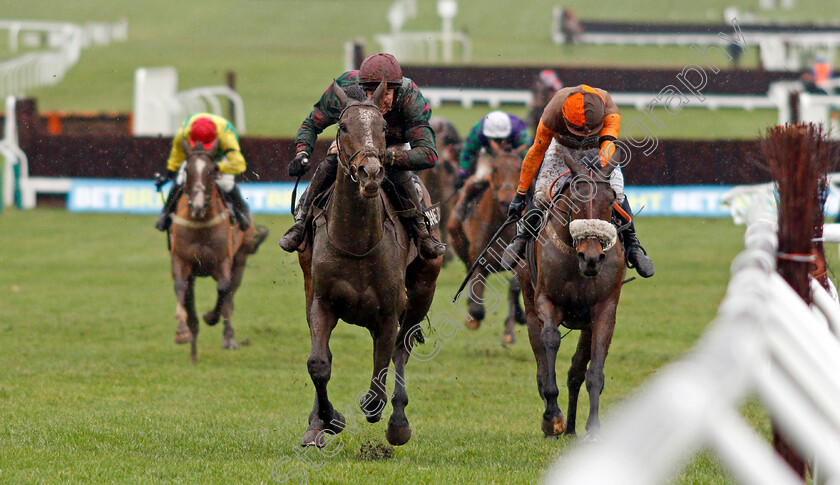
420;117;462;265
518;149;625;440
448;147;526;344
168;140;268;364
296;81;442;448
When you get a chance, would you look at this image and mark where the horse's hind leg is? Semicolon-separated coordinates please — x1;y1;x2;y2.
565;329;592;438
302;297;345;448
536;291;566;437
204;261;232;328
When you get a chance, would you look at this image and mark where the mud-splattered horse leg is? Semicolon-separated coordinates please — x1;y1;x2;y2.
218;251;249;350
172;259;198;363
502;275;521;344
385;257;440;446
565;329;591;437
535;291;566;436
302;296;345;448
465;267;487;330
359;317;398;424
581;298;619;440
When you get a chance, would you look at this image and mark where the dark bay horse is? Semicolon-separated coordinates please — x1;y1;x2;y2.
420;117;461;265
168;140;268;363
517;149;626;440
296;81;442;448
448;147;525;344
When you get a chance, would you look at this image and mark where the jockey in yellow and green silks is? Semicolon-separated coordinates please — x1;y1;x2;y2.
154;113;252;231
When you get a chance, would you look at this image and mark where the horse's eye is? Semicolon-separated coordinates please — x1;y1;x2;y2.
339;123;347;132
381;125;386;133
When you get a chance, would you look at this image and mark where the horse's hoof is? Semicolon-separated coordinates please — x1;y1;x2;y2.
541;415;566;436
222;339;239;350
466;318;481;330
582;432;600;443
543;434;560;440
175;332;193;344
386;422;411;446
301;428;326;448
468;304;485;322
327;409;346;432
359;393;385;423
203;311;220;326
501;332;515;345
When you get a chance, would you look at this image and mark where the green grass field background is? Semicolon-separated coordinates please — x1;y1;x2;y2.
3;1;838;483
1;210;776;484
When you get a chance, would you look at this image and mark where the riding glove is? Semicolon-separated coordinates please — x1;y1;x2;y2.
288;152;310;177
384;148;409;169
155;170;176;189
508;192;528;218
456;169;469;189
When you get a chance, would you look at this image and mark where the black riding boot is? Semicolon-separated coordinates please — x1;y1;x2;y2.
389;171;447;260
155;183;182;231
617;198;654;278
279;154;338;252
500;207;544;270
225;185;251;231
452;177;489;222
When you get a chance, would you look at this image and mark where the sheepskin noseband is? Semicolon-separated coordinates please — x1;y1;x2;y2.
569;219;617;251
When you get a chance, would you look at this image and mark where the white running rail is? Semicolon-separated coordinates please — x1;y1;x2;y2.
0;19;127;99
544;212;840;484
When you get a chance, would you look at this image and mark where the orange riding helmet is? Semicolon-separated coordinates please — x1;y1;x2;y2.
561;85;606;137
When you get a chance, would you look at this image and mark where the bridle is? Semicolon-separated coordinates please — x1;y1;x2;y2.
335;103;385;182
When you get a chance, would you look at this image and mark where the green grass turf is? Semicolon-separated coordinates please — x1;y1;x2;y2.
0;209;806;483
1;0;832;139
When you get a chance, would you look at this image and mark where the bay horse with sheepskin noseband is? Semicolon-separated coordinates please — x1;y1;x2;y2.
168;139;267;364
448;146;526;344
296;80;442;448
517;148;626;440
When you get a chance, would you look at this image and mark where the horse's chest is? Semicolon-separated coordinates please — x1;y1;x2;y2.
313;267;406;320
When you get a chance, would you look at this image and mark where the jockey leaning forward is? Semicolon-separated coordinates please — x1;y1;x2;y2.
279;52;446;260
502;84;654;278
154;113;252;231
451;110;530;225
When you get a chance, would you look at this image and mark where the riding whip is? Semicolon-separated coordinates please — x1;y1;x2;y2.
452;214;520;302
289;157;308;214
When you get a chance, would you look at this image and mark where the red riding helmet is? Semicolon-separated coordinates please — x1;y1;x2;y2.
189;117;218;147
358;53;403;88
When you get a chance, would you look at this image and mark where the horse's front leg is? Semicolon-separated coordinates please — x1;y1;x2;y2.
205;261;236;349
360;316;398;424
536;291;566;437
466;268;487;330
502;275;521;345
219;256;248;350
583;296;619;441
302;296;344;448
172;260;198;363
565;328;592;438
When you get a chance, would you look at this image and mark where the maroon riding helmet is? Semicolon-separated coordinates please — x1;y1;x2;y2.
189;117;218;148
358;53;403;88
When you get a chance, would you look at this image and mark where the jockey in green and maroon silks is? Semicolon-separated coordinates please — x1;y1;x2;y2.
280;53;445;260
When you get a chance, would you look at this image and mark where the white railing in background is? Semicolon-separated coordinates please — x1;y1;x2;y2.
132;67;246;137
545;213;840;484
0;19;127;99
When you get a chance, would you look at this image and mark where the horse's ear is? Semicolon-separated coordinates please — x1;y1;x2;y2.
333;80;349;109
181;137;192;154
369;77;387;109
208;138;220;155
563;151;586;176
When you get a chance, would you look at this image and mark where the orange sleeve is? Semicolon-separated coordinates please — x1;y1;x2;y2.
517;120;555;194
600;113;620;140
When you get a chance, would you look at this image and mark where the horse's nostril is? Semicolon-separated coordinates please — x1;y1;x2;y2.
599;253;606;262
577;251;585;260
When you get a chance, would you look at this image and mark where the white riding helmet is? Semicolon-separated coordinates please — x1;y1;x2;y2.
482;111;512;139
